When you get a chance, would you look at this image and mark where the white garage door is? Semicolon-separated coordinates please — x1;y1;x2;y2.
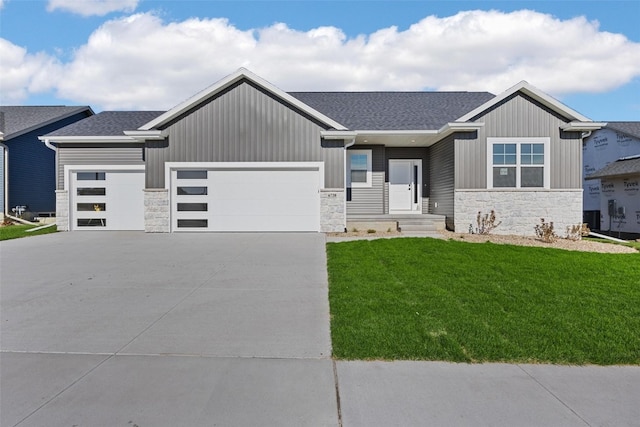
70;168;145;230
170;163;322;232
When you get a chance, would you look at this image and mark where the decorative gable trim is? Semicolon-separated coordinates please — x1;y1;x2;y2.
139;68;348;131
456;81;592;123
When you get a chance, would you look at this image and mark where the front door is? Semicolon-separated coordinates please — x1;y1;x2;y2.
389;159;422;214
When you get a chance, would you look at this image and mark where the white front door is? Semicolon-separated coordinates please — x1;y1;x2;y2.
389;159;422;214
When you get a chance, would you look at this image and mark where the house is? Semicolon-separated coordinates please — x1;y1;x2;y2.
41;68;602;234
0;106;94;219
583;122;640;236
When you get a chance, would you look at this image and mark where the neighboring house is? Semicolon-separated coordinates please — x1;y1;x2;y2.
583;122;640;236
0;106;94;217
42;68;602;234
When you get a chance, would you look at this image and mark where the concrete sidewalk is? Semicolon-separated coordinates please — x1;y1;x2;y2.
1;232;638;426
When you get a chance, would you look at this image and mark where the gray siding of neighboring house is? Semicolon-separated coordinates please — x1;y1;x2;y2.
145;81;344;189
347;145;385;215
429;135;455;228
456;93;583;189
57;145;144;189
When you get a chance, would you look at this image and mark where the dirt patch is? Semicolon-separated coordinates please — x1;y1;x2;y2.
439;230;638;254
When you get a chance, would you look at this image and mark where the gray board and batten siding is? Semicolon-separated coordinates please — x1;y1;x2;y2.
455;93;583;189
429;135;456;229
145;80;345;189
56;145;144;189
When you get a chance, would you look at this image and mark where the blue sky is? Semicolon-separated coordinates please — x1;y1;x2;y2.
1;0;639;120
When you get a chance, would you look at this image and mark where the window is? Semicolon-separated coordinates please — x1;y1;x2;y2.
488;138;549;189
177;219;208;228
177;186;208;195
77;187;106;196
177;203;208;211
348;149;372;187
77;172;106;180
177;170;207;179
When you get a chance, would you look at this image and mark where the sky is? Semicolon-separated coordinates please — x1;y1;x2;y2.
1;0;639;120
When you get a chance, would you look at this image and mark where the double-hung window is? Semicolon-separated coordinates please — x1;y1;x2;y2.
348;149;372;187
488;137;550;189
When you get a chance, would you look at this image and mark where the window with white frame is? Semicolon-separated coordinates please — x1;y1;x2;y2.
487;138;550;189
348;149;372;187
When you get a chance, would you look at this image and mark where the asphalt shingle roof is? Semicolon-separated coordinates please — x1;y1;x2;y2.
587;155;640;179
605;122;640;140
46;111;165;137
288;91;495;130
0;106;92;139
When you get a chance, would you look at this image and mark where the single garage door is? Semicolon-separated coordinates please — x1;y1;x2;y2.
170;163;322;232
70;168;145;230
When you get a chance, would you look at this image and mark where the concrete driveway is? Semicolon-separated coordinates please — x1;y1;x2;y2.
1;232;337;426
2;231;639;426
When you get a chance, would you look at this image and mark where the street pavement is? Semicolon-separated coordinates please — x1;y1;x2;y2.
1;232;638;426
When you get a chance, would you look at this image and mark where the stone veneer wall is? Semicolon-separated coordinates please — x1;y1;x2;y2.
144;189;170;232
454;189;583;236
55;190;69;231
320;189;345;232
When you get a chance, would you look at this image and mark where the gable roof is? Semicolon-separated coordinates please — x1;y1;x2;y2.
586;155;640;180
605;122;640;140
456;81;593;124
288;91;494;130
139;68;348;131
0;106;93;140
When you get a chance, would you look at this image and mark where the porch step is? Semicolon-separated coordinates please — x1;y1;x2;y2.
347;214;446;233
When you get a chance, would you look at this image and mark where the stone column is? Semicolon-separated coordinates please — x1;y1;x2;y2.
144;189;170;232
320;189;346;232
55;190;69;231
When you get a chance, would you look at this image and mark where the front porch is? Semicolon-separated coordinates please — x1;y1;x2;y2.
346;214;446;234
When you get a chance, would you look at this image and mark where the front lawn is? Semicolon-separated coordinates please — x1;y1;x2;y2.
327;238;640;365
0;224;57;241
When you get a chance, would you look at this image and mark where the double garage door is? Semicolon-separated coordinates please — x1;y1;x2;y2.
170;163;322;232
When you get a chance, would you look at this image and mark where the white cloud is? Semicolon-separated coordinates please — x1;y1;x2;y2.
4;10;640;110
47;0;138;17
0;38;62;103
0;0;4;11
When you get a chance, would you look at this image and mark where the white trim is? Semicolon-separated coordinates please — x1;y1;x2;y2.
39;135;139;143
123;130;167;140
347;149;372;188
141;68;348;131
457;81;592;123
63;164;145;191
487;137;550;189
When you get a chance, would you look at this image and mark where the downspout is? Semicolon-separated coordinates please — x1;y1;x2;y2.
42;137;57;153
344;137;356;232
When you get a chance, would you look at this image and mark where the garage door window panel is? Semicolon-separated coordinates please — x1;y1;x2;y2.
177;219;208;228
77;187;106;196
77;203;106;211
176;170;208;179
177;203;208;211
177;186;208;196
77;172;106;181
77;218;106;227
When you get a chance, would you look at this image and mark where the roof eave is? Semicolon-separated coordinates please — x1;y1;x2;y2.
561;122;607;131
139;68;348;131
38;135;140;144
123;130;167;141
3;106;94;141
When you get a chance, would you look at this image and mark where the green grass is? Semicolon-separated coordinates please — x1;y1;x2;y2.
0;224;58;241
327;238;640;365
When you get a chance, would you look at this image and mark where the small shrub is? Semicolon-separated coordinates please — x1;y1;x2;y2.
474;210;501;235
534;218;557;243
351;228;358;232
367;229;376;234
566;223;590;241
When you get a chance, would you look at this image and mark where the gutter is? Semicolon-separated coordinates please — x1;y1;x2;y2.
1;142;7;216
42;137;57;152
